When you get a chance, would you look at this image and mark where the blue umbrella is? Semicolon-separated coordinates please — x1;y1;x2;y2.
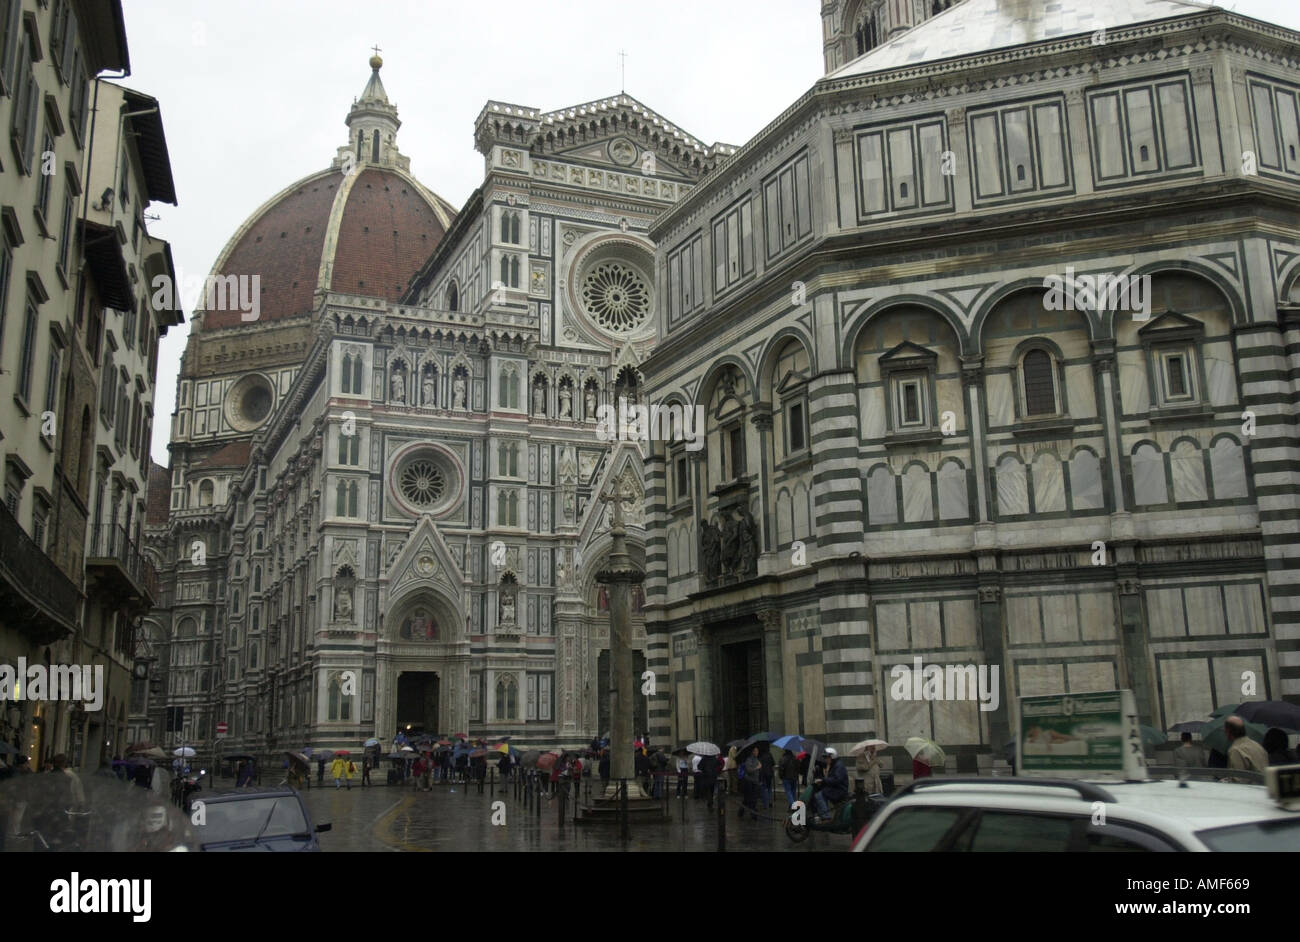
364;737;381;748
772;734;807;752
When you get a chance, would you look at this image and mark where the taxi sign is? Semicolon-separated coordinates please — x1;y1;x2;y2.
1017;689;1148;781
1266;763;1300;811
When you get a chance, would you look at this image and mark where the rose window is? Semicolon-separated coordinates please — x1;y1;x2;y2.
581;262;650;334
399;460;446;507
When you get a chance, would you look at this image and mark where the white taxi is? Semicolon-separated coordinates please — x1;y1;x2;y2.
850;768;1300;852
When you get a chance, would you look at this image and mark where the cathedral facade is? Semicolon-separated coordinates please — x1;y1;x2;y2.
642;0;1300;772
141;57;731;752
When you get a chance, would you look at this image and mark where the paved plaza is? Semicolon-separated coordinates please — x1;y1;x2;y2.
299;779;844;852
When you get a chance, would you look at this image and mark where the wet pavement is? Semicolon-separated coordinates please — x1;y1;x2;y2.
300;777;847;852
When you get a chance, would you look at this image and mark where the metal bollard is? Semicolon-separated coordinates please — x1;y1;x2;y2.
619;779;629;842
490;769;495;797
717;783;726;852
558;783;567;827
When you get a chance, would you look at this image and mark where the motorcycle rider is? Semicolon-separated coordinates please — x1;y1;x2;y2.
813;747;849;822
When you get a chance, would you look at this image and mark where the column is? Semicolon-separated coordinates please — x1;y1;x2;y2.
806;370;862;554
757;608;785;733
691;624;713;743
977;581;1011;755
751;406;774;553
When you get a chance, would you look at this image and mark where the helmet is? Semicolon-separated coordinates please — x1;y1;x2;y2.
824;747;838;759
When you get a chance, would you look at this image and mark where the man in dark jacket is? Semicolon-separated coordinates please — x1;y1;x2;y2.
778;749;800;808
758;749;775;809
813;748;849;822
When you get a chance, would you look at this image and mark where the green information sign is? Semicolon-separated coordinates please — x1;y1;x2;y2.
1017;689;1148;780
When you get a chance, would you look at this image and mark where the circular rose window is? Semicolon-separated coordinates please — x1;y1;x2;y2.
390;447;461;518
399;459;446;507
224;373;276;432
581;261;650;334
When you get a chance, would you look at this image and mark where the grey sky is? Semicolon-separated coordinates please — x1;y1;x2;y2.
124;0;1299;466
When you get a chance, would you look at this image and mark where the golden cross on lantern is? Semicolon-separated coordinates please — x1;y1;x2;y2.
619;49;627;92
372;44;382;57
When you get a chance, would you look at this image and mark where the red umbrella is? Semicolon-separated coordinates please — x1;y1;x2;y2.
470;748;487;759
334;749;351;756
453;733;468;739
537;753;559;771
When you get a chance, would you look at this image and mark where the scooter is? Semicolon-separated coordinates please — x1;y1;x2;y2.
784;781;886;843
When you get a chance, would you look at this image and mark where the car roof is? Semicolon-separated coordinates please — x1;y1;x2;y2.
860;776;1298;848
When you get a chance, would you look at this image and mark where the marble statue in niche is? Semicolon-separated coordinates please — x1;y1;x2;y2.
452;374;468;410
558;382;573;419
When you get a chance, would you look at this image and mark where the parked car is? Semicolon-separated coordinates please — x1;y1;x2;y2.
194;786;331;852
851;772;1300;852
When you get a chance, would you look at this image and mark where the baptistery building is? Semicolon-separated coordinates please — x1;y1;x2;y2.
141;55;731;752
641;0;1300;773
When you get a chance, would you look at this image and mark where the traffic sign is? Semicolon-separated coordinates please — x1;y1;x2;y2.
216;721;228;738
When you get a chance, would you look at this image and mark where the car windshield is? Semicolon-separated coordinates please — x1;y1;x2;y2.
1195;818;1300;851
200;796;309;845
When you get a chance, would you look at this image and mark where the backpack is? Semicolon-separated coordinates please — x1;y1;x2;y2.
348;762;356;774
736;762;746;781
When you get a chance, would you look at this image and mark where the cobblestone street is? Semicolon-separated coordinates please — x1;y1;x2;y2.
300;779;843;852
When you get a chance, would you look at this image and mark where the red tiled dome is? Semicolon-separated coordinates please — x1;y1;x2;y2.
199;166;456;330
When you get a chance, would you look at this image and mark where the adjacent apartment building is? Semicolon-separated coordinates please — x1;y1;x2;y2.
0;0;179;770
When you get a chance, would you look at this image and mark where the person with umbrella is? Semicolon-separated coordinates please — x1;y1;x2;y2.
236;757;256;788
1263;728;1297;766
1172;732;1205;769
739;746;762;821
1225;715;1268;781
854;742;885;795
778;749;800;807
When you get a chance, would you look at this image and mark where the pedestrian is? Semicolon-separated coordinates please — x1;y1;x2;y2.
740;747;762;821
779;748;800;807
1171;732;1205;769
331;755;349;789
701;752;719;811
570;754;583;801
1263;727;1297;766
691;752;704;798
346;757;357;788
1224;715;1268;781
725;746;738;795
676;753;688;797
758;747;774;808
912;754;933;780
635;747;650;795
598;749;610;790
317;755;326;785
856;745;884;795
236;758;256;788
362;756;372;787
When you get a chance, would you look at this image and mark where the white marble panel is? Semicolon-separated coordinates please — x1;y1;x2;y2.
911;601;942;649
1185;586;1224;636
935;378;963;431
1212;656;1264;713
1067;661;1117;693
860;387;886;439
1032;453;1066;513
937;462;969;519
986;373;1014;426
1224;583;1265;635
876;602;909;652
902;464;934;522
1132;445;1167;505
943;599;978;647
996;456;1029;515
1005;594;1041;645
793;482;811;539
776;491;793;546
1079;591;1115;641
867;466;898;525
1118;356;1149;413
1063;363;1096;418
1210;438;1247;499
1017;662;1065;698
1160;657;1213;728
885;690;931;744
1042;593;1077;644
1204;341;1237;406
933;697;980;747
1069;450;1105;510
1145;587;1186;638
1171;441;1208;502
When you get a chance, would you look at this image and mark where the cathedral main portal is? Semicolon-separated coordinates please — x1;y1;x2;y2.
396;671;439;736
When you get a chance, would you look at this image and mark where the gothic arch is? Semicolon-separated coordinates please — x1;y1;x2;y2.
693;356;754;414
757;327;815;398
1122;260;1247;329
970;279;1100;354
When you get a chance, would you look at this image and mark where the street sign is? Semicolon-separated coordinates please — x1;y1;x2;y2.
1017;689;1147;781
216;721;228;738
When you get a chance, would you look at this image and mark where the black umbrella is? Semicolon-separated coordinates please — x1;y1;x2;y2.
1233;701;1300;730
1168;721;1207;734
737;733;777;755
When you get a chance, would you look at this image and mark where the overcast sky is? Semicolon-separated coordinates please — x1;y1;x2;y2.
125;0;1299;466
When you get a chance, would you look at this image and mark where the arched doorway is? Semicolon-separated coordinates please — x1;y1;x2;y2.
377;586;467;741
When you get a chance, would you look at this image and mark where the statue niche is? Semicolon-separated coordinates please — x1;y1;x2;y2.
333;565;357;624
498;573;519;628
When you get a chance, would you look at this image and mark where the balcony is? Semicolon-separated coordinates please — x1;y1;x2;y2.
86;523;159;611
0;501;80;643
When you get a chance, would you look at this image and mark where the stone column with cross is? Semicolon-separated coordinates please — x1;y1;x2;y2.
595;484;646;799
